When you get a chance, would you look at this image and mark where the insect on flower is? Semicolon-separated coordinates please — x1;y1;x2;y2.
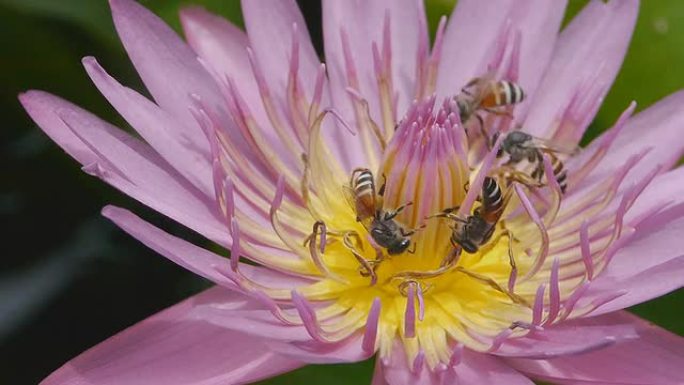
454;75;525;137
495;129;579;193
19;0;684;384
433;176;510;255
348;168;420;256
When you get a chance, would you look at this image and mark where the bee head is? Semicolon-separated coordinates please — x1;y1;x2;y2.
387;238;411;255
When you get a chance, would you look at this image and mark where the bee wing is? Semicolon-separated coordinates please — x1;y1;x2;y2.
462;72;497;100
528;135;580;156
343;185;375;229
342;185;358;212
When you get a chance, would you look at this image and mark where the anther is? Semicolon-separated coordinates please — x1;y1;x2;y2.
362;298;381;353
412;350;425;373
488;328;513;353
448;343;464;367
544;257;561;325
404;282;417;338
532;283;546;326
291;290;326;343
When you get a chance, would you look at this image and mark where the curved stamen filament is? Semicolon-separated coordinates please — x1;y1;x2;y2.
342;232;378;285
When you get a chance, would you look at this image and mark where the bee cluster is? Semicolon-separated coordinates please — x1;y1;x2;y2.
305;75;577;296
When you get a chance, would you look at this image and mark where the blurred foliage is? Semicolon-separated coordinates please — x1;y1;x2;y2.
1;0;682;384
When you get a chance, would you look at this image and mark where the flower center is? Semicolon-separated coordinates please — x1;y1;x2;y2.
290;96;546;367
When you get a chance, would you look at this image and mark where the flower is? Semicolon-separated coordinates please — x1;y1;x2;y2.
19;0;684;384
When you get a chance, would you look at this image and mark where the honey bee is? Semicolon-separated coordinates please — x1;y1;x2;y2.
496;130;578;193
454;76;525;134
349;168;418;255
429;176;527;304
434;177;509;254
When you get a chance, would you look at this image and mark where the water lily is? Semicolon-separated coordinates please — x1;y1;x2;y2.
20;0;684;384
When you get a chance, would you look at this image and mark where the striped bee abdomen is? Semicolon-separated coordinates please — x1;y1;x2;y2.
481;176;505;220
352;169;377;221
498;81;525;106
551;154;568;194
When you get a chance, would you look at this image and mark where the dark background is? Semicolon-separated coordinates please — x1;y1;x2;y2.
1;1;682;384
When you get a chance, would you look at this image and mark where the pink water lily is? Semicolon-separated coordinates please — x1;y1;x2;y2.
20;0;684;384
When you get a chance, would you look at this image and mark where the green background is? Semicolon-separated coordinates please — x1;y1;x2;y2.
1;0;681;384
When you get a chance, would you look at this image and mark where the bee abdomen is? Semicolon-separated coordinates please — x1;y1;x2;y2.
550;154;568;194
482;176;503;213
496;81;525;106
354;170;375;197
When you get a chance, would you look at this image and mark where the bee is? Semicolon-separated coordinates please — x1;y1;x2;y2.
496;130;578;193
454;76;525;133
435;176;509;254
430;176;527;304
349;168;417;255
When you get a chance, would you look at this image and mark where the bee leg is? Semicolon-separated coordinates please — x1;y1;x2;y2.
407;242;417;254
474;112;492;150
483;107;514;119
378;173;387;197
505;170;545;189
442;205;461;214
400;222;426;238
462;77;481;92
384;201;413;220
531;151;545;182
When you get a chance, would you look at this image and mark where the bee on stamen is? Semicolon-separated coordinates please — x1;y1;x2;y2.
429;177;526;305
435;177;509;254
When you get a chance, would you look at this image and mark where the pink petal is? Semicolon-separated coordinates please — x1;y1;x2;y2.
83;56;213;196
524;0;638;139
102;205;308;290
436;0;567;101
371;359;390;385
267;336;370;364
321;0;425;169
194;305;315;342
513;0;568;112
19;91;228;246
451;351;535;385
180;6;249;81
109;0;222;147
241;0;319;94
578;203;684;315
493;313;638;358
178;6;271;147
572;91;684;193
628;167;684;223
40;286;302;385
323;0;424;115
506;311;684;385
379;341;533;385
